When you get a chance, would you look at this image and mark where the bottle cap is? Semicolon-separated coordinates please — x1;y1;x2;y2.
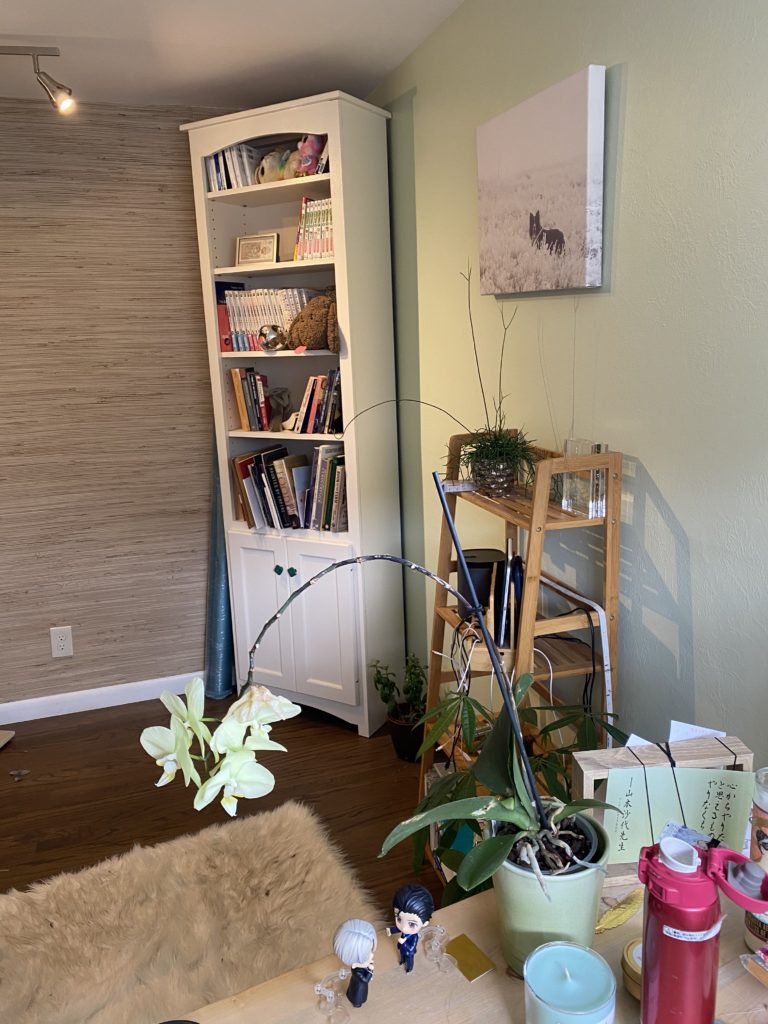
659;836;700;873
728;860;768;898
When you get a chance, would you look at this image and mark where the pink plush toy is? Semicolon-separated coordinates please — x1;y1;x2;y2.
296;134;326;176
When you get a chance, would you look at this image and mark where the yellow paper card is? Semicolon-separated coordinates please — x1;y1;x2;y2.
445;933;496;982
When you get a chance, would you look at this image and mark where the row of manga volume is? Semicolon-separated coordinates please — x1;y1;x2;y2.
294;197;333;260
218;284;319;351
231;443;347;532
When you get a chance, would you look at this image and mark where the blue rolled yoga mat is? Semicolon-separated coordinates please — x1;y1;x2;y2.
204;452;235;700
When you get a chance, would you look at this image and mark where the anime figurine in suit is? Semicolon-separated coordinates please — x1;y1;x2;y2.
333;918;377;1008
386;883;435;973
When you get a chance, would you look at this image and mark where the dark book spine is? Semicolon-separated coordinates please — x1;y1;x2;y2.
265;461;291;529
247;463;272;527
240;371;259;431
245;370;263;429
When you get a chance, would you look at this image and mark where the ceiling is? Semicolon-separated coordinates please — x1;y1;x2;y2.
0;0;463;111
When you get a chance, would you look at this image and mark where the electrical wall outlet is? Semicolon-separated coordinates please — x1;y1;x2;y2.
50;626;74;658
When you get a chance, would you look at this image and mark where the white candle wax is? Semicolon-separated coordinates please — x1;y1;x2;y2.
524;942;616;1024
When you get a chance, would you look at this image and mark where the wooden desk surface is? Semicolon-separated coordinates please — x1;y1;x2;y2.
191;885;768;1023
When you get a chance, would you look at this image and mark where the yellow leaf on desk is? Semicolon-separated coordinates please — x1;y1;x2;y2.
595;887;644;933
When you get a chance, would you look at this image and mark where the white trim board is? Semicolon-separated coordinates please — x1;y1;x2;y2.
0;672;204;725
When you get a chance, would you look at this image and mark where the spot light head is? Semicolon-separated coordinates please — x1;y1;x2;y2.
35;66;76;114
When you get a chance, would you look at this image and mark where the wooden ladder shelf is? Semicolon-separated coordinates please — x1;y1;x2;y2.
419;433;624;803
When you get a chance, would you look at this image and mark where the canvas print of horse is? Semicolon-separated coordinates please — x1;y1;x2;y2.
477;65;605;295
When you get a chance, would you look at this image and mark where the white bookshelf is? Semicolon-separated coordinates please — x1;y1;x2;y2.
182;91;404;736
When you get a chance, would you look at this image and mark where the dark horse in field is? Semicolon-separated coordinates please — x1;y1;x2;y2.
529;210;565;255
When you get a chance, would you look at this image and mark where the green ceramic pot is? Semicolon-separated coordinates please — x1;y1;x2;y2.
491;814;610;975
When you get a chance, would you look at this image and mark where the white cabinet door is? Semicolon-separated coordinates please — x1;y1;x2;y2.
228;532;296;692
286;540;359;706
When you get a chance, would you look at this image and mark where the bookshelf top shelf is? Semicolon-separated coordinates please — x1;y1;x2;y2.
207;173;331;207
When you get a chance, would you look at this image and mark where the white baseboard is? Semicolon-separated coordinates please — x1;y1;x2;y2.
0;672;204;725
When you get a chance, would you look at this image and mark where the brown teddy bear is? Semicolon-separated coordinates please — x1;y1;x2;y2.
287;294;338;352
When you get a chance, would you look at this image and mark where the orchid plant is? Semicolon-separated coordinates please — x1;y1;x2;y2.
140;677;301;816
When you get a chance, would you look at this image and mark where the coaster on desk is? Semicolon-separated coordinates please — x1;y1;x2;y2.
444;933;495;982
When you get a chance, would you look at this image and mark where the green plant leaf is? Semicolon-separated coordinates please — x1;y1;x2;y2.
552;798;619;823
576;714;598;751
436;846;467;873
473;710;514;796
441;875;471;907
598;720;630;745
456;831;523;890
512;739;536;822
467;696;493;721
538;713;582;738
414;693;459;728
512;672;535;706
416;703;460;758
379;795;531;857
411;824;429;874
520;707;538;726
461;698;476;752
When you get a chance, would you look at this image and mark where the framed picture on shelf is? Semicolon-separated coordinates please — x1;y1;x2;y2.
236;232;278;266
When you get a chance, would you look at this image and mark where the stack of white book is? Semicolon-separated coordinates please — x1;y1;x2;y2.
206;144;262;191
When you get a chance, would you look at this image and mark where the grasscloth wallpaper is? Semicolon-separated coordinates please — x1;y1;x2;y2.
0;98;214;703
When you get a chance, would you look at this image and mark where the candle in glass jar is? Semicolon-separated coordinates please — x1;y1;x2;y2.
524;942;616;1024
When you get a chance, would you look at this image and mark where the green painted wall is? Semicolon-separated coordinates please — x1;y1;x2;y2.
371;0;768;766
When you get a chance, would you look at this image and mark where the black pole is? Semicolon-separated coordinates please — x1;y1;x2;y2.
431;471;548;829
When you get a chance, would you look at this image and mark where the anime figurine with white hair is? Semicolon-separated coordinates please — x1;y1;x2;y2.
333;918;377;1007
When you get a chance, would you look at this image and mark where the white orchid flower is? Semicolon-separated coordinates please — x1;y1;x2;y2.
160;677;212;751
193;749;276;816
225;685;301;727
140;716;200;788
210;717;287;757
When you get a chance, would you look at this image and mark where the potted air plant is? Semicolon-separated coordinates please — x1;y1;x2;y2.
341;266;539;497
457;267;537;497
246;474;616;975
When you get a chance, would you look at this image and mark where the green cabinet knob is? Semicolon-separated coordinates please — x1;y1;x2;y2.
274;564;284;575
287;566;298;578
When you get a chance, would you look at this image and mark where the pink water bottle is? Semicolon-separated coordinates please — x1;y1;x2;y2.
638;837;768;1023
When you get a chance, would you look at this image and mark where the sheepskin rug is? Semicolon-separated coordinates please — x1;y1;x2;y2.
0;801;378;1024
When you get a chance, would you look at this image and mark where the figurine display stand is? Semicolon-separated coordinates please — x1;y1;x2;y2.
314;968;351;1022
420;925;457;973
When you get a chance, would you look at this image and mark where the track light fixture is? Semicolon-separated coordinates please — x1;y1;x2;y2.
0;45;76;114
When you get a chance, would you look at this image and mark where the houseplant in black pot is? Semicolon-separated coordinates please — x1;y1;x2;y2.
370;654;427;762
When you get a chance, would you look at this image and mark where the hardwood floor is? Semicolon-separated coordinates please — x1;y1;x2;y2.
0;697;443;918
